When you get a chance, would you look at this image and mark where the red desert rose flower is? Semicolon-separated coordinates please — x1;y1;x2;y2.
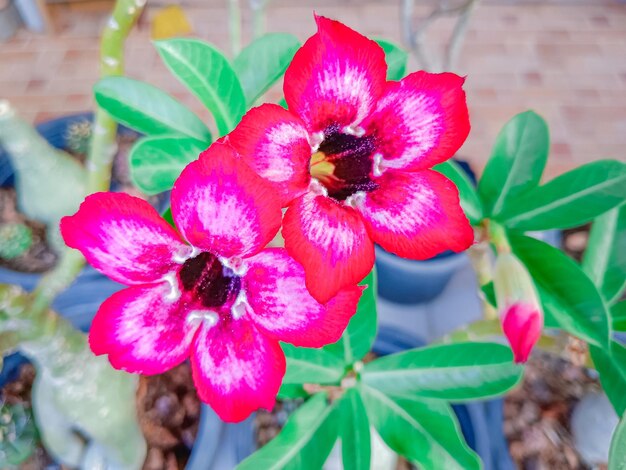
501;302;543;363
60;142;363;423
225;15;474;303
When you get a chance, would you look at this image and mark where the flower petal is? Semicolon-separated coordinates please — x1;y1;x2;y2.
282;192;374;303
363;71;470;172
89;283;196;375
226;104;311;206
502;302;543;363
357;170;474;259
284;15;387;133
171;142;282;258
190;317;285;422
61;192;188;285
243;248;364;347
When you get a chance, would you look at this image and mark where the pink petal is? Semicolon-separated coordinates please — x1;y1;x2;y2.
190;317;285;422
225;104;311;207
282;192;375;303
357;170;473;259
61;192;188;285
170;142;282;258
284;15;387;133
89;283;196;375
501;302;543;363
362;71;470;172
243;248;365;347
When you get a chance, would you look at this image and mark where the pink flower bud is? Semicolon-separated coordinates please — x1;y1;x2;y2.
501;302;543;363
494;252;543;363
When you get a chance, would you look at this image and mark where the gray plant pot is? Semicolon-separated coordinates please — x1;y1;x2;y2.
0;0;22;41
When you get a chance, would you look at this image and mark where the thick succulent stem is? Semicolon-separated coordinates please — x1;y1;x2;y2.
29;0;145;322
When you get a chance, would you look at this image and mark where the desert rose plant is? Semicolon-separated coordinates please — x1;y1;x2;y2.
1;2;626;469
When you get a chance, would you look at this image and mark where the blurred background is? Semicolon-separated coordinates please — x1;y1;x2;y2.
1;0;626;179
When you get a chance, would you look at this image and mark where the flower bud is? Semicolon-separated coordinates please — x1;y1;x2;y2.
493;252;543;363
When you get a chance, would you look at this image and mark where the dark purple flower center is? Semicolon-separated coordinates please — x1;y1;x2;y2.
310;124;378;201
178;252;241;308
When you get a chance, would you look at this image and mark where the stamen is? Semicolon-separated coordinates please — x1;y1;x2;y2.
342;125;365;137
309;131;325;152
372;153;385;177
186;310;219;328
163;272;181;302
308;178;329;197
231;291;248;320
345;191;367;209
221;256;247;276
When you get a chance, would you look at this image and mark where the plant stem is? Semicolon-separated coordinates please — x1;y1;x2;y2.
229;0;242;56
489;220;511;253
28;0;145;322
467;239;498;320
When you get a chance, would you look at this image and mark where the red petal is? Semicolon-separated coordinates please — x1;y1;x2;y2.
357;170;473;259
89;283;196;375
501;302;543;363
284;15;387;133
244;248;364;347
171;142;282;258
282;192;375;303
190;317;285;422
61;192;188;285
226;104;311;206
362;71;470;172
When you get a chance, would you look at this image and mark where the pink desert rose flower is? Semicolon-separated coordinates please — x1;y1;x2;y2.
60;142;363;422
225;15;474;303
501;302;543;363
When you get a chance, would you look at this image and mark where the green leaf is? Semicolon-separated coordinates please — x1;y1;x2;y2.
129;135;204;195
434;160;483;225
478;111;549;217
375;39;407;81
497;160;626;231
583;204;626;304
361;342;521;401
361;386;480;470
155;38;246;136
281;343;345;386
324;269;377;364
590;342;626;416
233;33;301;106
94;76;211;142
481;282;496;308
609;415;626;470
236;393;339;470
510;234;610;347
340;389;370;470
612;301;626;332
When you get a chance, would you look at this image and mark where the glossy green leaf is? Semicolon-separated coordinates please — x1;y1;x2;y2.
583;204;626;304
375;39;407;81
233;33;300;106
612;301;626;332
481;282;496;308
590;342;626;416
129;135;204;195
237;393;338;470
282;343;345;386
510;234;610;347
609;415;626;470
155;38;246;136
498;160;626;231
434;160;483;225
478;110;549;217
94;76;211;142
324;269;377;364
362;342;521;401
340;389;370;470
361;386;480;470
162;207;174;226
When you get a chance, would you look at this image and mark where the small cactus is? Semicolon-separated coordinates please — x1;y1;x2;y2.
0;223;33;259
65;119;93;156
0;402;38;467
